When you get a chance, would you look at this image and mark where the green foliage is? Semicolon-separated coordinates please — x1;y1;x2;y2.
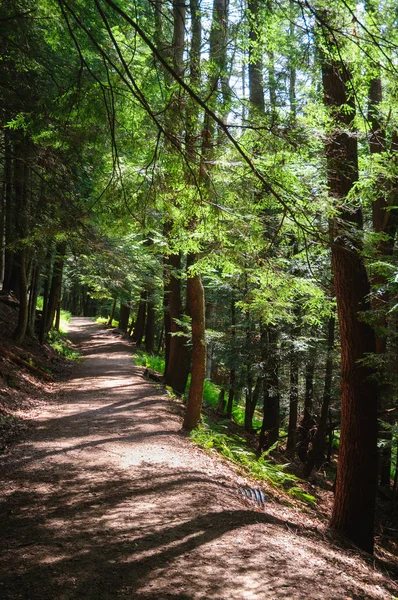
133;350;165;374
191;418;316;505
47;330;81;361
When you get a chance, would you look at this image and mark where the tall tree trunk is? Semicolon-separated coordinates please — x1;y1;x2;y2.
27;258;41;337
145;290;155;352
259;326;280;451
108;297;117;326
13;141;30;344
45;242;66;335
286;348;299;456
304;314;335;476
132;291;147;345
183;261;206;430
119;303;130;333
297;355;316;462
321;40;378;553
2;129;14;293
247;0;265;114
226;296;236;418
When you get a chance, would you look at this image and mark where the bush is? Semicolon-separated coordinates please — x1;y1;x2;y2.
191;418;316;505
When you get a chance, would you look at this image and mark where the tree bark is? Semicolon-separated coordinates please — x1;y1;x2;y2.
183;264;206;430
304;314;335;476
118;303;130;333
321;43;378;553
45;241;66;335
259;326;280;451
145;290;155;352
108;297;117;326
286;346;299;456
132;291;147;345
247;0;265;114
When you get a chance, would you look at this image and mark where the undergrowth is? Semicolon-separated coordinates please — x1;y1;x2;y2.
133;350;165;374
132;351;315;505
191;417;316;505
95;316;120;327
47;330;81;360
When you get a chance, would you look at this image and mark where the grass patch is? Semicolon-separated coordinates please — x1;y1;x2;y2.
133;350;165;374
191;417;316;505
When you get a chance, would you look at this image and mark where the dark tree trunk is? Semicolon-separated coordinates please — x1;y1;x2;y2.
297;357;316;463
226;296;236;419
163;253;191;394
217;387;226;414
259;326;280;451
27;259;41;337
132;291;147;345
108;297;117;326
321;46;378;553
38;249;52;344
286;348;299;456
247;0;265;114
145;291;155;353
13;142;30;344
304;314;335;476
119;303;130;333
2;129;14;294
45;242;66;335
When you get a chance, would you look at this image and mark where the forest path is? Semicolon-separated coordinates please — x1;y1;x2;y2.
0;318;395;600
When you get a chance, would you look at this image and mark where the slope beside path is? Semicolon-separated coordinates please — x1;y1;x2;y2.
0;317;396;599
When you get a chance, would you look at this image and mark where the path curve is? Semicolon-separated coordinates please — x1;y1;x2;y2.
0;318;395;599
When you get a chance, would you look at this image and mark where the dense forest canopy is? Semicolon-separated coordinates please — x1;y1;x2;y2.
1;0;398;554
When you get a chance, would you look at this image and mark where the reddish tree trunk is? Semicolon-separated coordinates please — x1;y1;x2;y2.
322;51;378;554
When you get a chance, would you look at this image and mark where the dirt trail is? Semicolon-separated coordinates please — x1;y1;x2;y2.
0;318;396;599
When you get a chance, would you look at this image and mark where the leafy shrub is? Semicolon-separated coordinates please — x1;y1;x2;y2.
133;350;165;374
191;418;316;505
47;330;81;360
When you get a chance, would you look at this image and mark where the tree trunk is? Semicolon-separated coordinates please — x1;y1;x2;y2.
13;142;30;344
286;348;299;456
321;44;378;553
226;296;236;418
45;242;66;335
2;129;14;294
304;314;335;476
183;265;206;430
108;297;117;326
297;357;315;463
247;0;265;114
132;291;147;345
145;291;155;352
259;326;280;451
119;303;130;332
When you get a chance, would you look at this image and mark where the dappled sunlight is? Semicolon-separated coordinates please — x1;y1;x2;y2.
1;319;395;600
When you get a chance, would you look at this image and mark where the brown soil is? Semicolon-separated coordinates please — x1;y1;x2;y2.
0;317;397;599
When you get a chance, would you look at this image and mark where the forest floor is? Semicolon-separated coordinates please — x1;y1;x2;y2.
1;317;398;600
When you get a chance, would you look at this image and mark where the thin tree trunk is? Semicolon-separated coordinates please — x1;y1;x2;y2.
286;347;299;456
132;291;147;345
259;326;280;451
13;142;30;344
45;242;66;335
226;295;236;418
145;291;155;352
108;297;117;326
297;356;315;463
